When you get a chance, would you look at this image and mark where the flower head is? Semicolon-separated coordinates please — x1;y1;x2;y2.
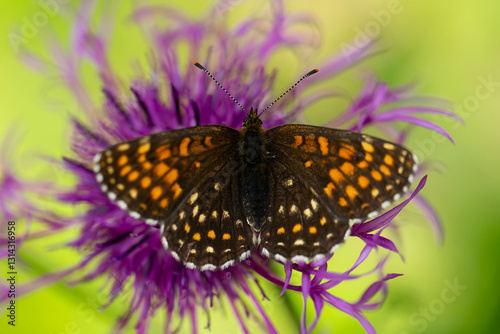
3;0;456;333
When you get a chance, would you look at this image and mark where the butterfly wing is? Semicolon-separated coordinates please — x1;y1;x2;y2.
261;124;417;262
93;125;253;270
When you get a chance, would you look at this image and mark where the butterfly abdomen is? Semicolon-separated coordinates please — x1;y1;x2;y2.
240;128;269;232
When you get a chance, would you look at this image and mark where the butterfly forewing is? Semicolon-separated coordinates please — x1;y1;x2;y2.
266;125;417;221
93;125;240;223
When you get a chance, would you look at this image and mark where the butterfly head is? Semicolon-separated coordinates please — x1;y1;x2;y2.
242;108;263;130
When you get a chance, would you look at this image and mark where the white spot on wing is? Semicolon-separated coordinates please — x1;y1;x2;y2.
117;200;127;210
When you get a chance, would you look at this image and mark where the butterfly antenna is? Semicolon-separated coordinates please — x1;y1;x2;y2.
193;62;248;116
258;68;319;117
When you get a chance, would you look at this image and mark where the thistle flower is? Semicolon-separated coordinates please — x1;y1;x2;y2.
2;1;456;333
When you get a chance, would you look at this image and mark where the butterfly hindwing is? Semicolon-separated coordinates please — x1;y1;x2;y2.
266;124;417;221
93;125;240;224
161;160;254;270
260;159;351;262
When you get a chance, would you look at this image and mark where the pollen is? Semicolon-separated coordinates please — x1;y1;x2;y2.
117;155;128;167
358;176;370;188
193;233;201;241
207;230;216;239
318;136;329;155
137;143;151;154
151;186;162;200
140;176;151;188
277;227;285;235
340;162;355;176
309;226;317;234
223;233;231;240
179;137;191;156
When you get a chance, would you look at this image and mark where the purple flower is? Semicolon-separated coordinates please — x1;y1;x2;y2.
3;1;456;333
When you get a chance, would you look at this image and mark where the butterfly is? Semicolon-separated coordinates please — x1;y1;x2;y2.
93;63;417;271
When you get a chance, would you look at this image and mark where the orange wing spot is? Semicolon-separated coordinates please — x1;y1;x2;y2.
222;233;231;240
362;141;375;153
357;160;369;168
139;203;147;210
339;147;354;160
207;230;216;239
157;149;171;161
383;154;394;166
338;197;348;207
320;217;327;226
204;136;214;148
266;232;270;237
142;161;153;170
238;235;245;241
383;143;395;150
128;170;140;182
277;227;285;235
137;154;146;163
318;136;329;155
193;233;201;241
292;224;302;233
116;184;125;191
99;161;106;168
309;226;317;234
329;168;345;183
185;223;191;233
346;185;359;199
340;162;355;176
189;139;205;154
117;155;128;167
160;198;169;208
120;165;132;177
303;135;317;152
138;143;151;154
371;170;383;181
358;176;370;188
151;186;163;200
179;137;191;156
380;165;391;176
305;160;313;168
141;176;151;189
324;182;336;198
117;143;130;151
292;135;303;148
365;153;374;162
164;168;178;184
194;161;201;168
171;182;183;199
154;162;169;177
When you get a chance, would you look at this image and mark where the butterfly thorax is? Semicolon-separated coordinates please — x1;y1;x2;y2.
239;108;269;232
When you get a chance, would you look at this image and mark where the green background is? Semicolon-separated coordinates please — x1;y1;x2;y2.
1;0;499;333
